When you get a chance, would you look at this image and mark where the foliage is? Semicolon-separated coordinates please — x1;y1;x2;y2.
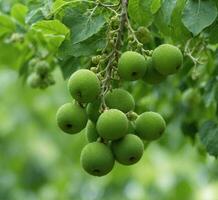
0;0;218;197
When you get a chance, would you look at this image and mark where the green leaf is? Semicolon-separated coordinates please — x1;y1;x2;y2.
59;56;89;79
63;8;105;44
52;0;67;13
207;20;218;44
31;20;69;49
199;120;218;157
58;29;106;58
11;3;28;25
26;8;44;24
170;0;191;43
150;0;162;14
128;0;153;27
154;0;177;36
32;19;69;36
182;0;218;36
0;13;16;37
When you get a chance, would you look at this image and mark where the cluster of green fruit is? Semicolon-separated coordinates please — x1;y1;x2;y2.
119;44;183;84
56;43;183;176
27;59;55;89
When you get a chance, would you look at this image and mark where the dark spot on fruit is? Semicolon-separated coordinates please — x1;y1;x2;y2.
77;91;82;99
176;65;180;70
66;124;72;128
132;72;137;76
129;156;136;162
93;169;100;173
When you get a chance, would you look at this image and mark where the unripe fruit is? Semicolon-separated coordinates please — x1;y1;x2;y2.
91;55;101;64
111;134;144;165
80;142;114;176
182;88;201;107
143;58;166;84
56;102;88;134
128;121;136;134
86;100;101;123
118;51;147;81
68;69;101;103
86;121;99;142
135;27;152;44
97;109;128;140
152;44;183;75
35;61;50;75
27;73;41;88
105;88;135;113
135;111;166;141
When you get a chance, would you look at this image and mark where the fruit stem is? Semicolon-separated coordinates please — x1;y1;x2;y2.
100;0;128;111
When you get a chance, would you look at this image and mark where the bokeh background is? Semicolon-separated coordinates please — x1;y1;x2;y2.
0;67;218;200
1;0;218;200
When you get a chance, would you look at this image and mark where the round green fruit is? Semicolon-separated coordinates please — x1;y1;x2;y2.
111;134;144;165
143;58;166;84
86;100;101;123
135;27;152;44
27;73;41;88
135;111;166;141
68;69;101;103
118;51;147;81
152;44;183;75
182;88;201;106
56;102;88;134
97;109;128;140
86;121;99;142
35;61;50;75
80;142;114;176
105;88;135;113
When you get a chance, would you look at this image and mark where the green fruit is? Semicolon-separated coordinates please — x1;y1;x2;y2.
97;109;128;140
80;142;114;176
182;88;201;106
86;121;99;142
35;61;50;75
152;44;183;75
143;58;166;84
135;112;166;141
105;88;135;113
27;73;41;88
118;51;147;81
111;134;144;165
86;100;101;123
68;69;101;103
135;27;152;44
128;121;136;134
56;102;88;134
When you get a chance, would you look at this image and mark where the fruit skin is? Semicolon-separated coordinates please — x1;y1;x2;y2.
118;51;147;81
135;27;152;44
86;121;99;142
111;134;144;165
86;100;101;123
97;109;128;140
68;69;101;103
80;142;114;176
105;88;135;113
135;111;166;141
182;88;201;107
35;61;50;75
152;44;183;75
27;73;41;88
143;58;166;84
56;102;88;134
128;121;136;134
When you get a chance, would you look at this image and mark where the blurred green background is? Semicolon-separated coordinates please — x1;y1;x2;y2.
0;67;218;200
